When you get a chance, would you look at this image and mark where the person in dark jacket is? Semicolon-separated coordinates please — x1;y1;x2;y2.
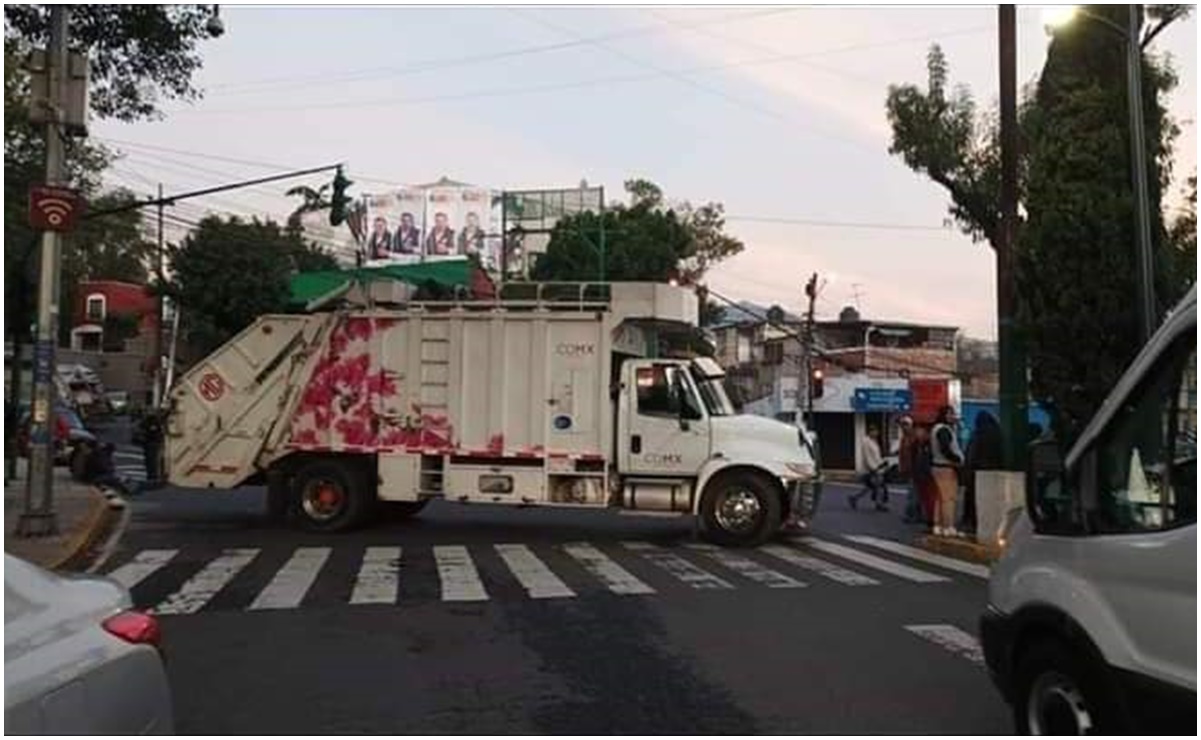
962;411;1003;535
140;409;164;488
85;442;128;495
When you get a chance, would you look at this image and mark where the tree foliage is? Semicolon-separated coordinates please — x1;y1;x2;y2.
1017;4;1184;441
166;216;338;359
4;5;221;121
531;179;744;284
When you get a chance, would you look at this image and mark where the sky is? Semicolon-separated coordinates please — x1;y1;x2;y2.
94;4;1198;339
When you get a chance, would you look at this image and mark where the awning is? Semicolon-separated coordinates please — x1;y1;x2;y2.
288;259;475;307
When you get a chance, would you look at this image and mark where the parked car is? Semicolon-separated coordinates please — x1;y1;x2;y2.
4;555;174;734
980;286;1196;734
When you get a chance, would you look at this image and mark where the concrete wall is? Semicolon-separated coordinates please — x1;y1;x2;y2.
56;348;150;399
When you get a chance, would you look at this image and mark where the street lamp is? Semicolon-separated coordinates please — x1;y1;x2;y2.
1045;4;1157;343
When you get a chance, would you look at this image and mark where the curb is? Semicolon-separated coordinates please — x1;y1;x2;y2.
50;486;124;572
916;534;999;565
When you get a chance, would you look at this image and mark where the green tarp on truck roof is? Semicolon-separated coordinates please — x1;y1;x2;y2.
288;259;474;306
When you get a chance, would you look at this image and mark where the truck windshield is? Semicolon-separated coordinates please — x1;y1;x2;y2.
691;369;734;417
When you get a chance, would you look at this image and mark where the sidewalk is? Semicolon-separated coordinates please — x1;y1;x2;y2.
4;460;116;571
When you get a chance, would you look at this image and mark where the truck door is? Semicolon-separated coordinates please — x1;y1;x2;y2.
619;360;711;475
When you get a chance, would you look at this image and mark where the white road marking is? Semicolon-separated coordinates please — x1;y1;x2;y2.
152;549;258;615
248;547;331;610
797;538;949;583
622;542;733;589
495;544;575;599
106;549;177;589
562;543;655;595
905;624;985;665
113;451;143;461
843;535;991;579
434;545;488;602
684;543;806;588
349;546;402;605
760;545;879;586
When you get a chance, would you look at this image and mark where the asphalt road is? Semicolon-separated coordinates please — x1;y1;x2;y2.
96;424;1011;734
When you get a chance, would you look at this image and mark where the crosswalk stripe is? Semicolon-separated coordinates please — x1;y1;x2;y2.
796;538;949;583
495;544;575;599
434;545;488;602
622;542;733;590
904;624;985;665
760;545;879;586
684;543;806;588
152;549;258;615
350;546;402;605
106;549;177;589
562;543;655;595
843;535;991;579
248;547;331;610
113;452;143;461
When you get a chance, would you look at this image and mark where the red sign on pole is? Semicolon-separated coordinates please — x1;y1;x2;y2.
28;185;83;232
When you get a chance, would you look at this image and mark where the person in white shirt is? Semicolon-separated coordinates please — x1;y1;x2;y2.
850;425;890;511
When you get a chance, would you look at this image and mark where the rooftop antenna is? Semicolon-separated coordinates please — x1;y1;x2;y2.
850;283;865;312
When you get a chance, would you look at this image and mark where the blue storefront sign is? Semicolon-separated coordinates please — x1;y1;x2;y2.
852;387;913;413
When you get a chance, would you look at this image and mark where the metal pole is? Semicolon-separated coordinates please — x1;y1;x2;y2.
18;5;69;537
1126;4;1157;342
997;4;1028;470
152;183;164;409
802;273;818;425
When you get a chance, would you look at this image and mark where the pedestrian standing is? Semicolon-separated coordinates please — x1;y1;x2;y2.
895;416;923;523
850;425;889;511
141;408;164;488
962;412;1003;536
931;405;965;536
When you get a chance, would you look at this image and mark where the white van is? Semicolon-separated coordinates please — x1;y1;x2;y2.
981;286;1196;734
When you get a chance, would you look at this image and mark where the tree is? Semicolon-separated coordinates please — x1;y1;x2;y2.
1168;174;1197;293
886;45;1011;248
285;183;332;231
531;179;744;284
1016;4;1183;441
885;8;1191;443
4;5;221;121
166;216;338;360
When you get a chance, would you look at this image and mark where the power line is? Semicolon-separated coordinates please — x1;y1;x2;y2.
726;214;956;232
203;7;797;95
156;24;993;118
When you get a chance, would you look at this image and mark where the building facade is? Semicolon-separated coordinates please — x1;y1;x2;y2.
710;305;961;471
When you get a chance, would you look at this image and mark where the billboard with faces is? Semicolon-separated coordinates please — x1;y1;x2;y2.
364;185;499;269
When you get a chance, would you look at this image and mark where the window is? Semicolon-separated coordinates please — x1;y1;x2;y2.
636;364;703;419
763;341;784;366
85;294;106;322
1093;338;1196;534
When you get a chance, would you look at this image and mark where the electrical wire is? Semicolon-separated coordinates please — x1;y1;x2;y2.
203;7;797;95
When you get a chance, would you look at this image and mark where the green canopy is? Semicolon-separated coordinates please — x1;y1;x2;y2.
289;260;473;306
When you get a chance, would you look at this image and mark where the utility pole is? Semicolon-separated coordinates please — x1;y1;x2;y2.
152;183;165;409
997;5;1028;470
18;5;70;537
802;273;819;425
1126;4;1156;342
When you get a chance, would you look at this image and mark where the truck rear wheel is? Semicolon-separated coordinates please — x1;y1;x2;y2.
699;471;782;547
289;459;373;532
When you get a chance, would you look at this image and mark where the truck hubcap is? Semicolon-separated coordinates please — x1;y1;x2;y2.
302;479;346;522
715;490;761;533
1028;672;1093;735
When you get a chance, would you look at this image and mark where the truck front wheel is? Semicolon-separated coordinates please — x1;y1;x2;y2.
290;459;373;532
699;471;782;547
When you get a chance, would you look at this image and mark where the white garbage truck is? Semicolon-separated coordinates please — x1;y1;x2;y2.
164;282;822;546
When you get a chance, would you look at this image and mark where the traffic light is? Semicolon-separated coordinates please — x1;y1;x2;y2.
329;166;353;227
811;368;824;399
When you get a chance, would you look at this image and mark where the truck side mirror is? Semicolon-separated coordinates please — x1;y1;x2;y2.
1026;437;1071;532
